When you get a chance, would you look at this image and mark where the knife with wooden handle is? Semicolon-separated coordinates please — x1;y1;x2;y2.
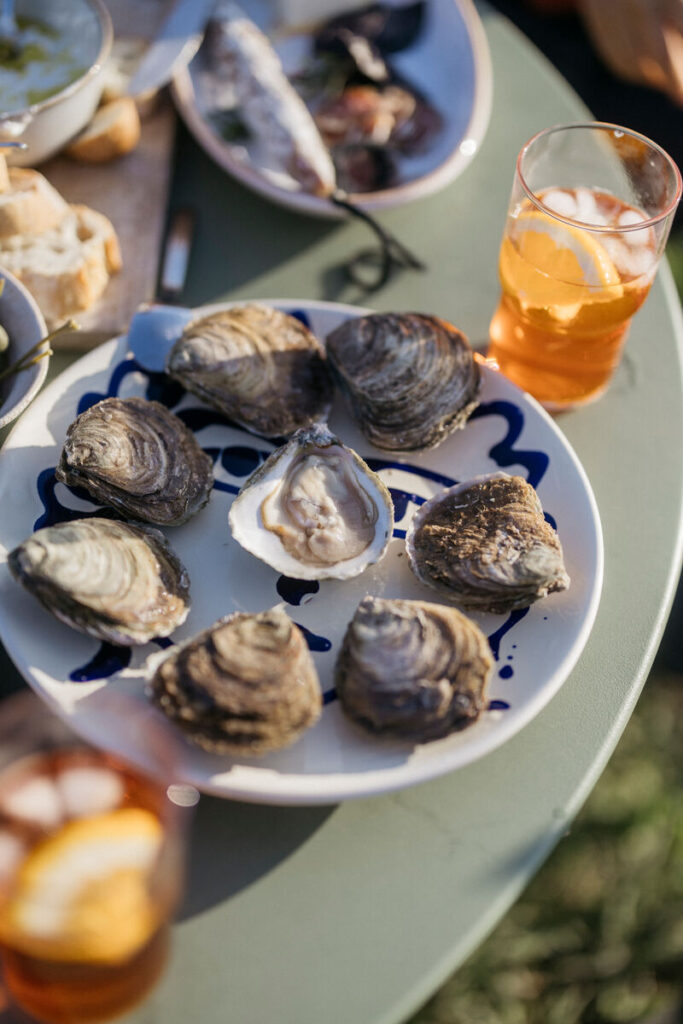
127;0;217;99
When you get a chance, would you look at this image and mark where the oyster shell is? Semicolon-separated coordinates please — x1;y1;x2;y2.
149;606;322;756
229;423;394;580
166;304;334;438
336;595;493;741
56;397;213;527
406;472;570;613
325;312;481;451
8;518;190;646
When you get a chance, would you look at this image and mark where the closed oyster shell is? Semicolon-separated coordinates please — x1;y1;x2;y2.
406;472;570;613
229;423;394;580
166;304;334;438
325;312;481;451
56;397;213;527
336;595;493;741
8;518;190;646
149;606;322;756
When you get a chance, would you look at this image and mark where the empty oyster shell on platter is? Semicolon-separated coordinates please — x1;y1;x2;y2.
149;606;322;756
336;595;493;741
325;312;481;450
229;422;394;581
406;472;570;613
166;304;334;438
8;518;191;646
56;397;214;527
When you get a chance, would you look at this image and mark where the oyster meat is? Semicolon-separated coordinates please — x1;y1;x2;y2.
406;472;570;613
166;304;334;438
8;518;190;646
229;423;394;580
325;312;481;450
336;596;493;741
56;397;213;527
149;606;322;756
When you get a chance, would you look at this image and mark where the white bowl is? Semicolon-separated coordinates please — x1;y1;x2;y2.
0;0;113;167
0;269;49;429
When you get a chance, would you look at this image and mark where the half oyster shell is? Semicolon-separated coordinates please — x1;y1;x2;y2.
325;312;481;451
336;596;493;741
406;472;570;613
56;397;213;527
149;606;322;756
229;423;394;580
166;304;334;438
8;518;190;646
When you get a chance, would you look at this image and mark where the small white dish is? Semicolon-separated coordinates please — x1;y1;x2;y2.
0;269;48;430
0;300;603;805
171;0;493;217
0;0;112;167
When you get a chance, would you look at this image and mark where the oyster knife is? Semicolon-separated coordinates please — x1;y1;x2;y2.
127;0;216;98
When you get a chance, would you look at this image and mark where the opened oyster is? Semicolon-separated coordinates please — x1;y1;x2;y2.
149;606;322;756
56;397;213;527
8;518;190;646
336;596;493;741
229;423;394;580
325;312;481;451
406;472;570;613
166;304;334;438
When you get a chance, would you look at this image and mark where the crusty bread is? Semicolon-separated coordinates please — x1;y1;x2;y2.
0;167;70;240
65;98;141;164
0;203;122;325
100;36;159;117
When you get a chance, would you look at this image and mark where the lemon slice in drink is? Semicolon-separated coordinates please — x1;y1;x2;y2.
0;808;163;964
500;209;623;312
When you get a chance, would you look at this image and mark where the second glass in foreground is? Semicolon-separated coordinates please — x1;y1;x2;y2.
488;122;682;409
0;694;190;1024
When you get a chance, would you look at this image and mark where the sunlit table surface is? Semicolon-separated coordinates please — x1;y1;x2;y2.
1;6;683;1024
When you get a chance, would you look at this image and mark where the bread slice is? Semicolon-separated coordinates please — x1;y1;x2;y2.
65;98;141;164
0;167;70;240
0;203;122;325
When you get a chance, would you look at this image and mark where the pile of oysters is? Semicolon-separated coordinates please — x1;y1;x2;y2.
8;304;570;758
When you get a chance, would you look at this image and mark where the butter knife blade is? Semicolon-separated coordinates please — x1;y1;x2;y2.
127;0;217;98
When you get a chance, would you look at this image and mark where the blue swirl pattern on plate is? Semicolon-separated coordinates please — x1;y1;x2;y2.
34;353;552;695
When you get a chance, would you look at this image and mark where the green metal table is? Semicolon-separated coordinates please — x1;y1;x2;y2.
2;7;682;1023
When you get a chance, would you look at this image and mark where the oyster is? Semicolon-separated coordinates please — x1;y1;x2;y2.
406;472;570;613
166;305;334;438
229;423;394;580
325;312;481;451
56;397;213;527
149;606;322;756
336;595;493;741
8;518;190;646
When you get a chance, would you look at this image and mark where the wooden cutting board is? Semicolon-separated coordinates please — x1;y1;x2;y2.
40;0;178;351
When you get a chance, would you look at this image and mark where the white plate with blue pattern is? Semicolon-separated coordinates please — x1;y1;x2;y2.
0;300;603;804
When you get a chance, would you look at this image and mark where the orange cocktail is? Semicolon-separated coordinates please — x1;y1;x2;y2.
488;124;681;409
0;696;190;1024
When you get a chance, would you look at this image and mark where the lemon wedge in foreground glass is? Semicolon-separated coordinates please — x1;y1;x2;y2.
501;209;623;313
0;808;163;964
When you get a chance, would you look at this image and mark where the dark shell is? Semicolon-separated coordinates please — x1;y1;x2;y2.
325;312;481;451
314;3;426;59
149;607;322;756
56;397;213;527
406;473;570;613
314;83;441;155
332;143;395;193
166;305;334;439
336;595;492;741
8;518;190;646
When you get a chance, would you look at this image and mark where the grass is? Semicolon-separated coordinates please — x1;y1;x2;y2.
408;242;683;1024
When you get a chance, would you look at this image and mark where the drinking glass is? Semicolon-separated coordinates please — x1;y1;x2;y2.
488;122;682;409
0;691;192;1024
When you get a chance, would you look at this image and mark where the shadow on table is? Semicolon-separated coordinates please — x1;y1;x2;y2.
178;796;336;920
